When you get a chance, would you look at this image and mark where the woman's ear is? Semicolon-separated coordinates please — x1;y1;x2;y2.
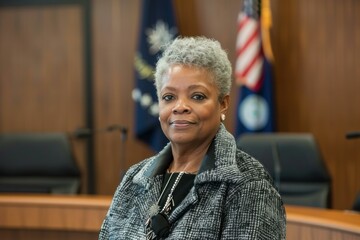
220;95;230;114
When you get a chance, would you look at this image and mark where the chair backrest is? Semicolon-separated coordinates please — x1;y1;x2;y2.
352;192;360;212
0;133;80;194
237;133;331;208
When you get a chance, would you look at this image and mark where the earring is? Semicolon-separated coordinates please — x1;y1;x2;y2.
158;117;161;121
221;114;226;121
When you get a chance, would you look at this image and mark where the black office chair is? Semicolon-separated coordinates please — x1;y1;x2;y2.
352;192;360;212
237;133;331;208
0;133;80;194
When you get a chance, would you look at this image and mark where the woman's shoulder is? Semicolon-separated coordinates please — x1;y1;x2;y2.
119;156;155;184
127;157;152;172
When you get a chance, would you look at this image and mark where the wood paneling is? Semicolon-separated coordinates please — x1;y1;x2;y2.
0;6;84;131
0;230;98;240
0;194;111;240
0;5;88;192
91;0;151;194
1;195;360;240
1;0;359;210
271;0;360;209
286;205;360;240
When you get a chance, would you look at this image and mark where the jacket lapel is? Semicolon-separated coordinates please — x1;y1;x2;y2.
132;144;173;221
133;175;163;222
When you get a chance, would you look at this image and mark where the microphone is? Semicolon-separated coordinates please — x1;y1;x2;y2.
346;131;360;139
72;125;129;190
72;125;128;139
106;124;128;141
73;128;92;138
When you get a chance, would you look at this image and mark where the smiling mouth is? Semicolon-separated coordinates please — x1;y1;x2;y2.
170;120;194;127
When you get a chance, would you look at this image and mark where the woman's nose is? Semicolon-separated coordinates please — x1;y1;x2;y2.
172;99;190;114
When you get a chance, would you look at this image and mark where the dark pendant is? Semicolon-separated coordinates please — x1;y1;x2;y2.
150;212;170;238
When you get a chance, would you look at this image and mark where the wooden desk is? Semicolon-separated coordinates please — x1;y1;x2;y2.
0;194;111;240
0;195;360;240
286;205;360;240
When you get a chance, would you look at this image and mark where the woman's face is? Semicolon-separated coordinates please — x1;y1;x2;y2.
158;65;229;146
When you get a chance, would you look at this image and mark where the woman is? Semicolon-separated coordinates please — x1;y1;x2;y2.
99;36;286;239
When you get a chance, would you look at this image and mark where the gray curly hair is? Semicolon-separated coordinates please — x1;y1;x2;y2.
154;36;232;101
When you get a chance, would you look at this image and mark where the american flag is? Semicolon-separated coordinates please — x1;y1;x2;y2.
235;0;275;137
235;0;263;92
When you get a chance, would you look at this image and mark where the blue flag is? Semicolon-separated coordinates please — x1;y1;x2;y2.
132;0;178;151
235;0;275;136
236;59;275;135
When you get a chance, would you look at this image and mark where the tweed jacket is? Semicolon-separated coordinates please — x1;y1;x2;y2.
99;124;286;239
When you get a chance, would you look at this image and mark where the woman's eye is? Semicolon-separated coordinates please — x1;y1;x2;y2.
192;94;206;101
162;95;174;101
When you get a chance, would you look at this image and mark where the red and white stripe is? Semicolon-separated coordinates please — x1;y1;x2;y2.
235;12;263;91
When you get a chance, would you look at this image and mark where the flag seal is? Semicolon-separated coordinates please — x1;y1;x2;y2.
238;94;269;131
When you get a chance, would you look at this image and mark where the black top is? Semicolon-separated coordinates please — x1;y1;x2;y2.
158;172;196;215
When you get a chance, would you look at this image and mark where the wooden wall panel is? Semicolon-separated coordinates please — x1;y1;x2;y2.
91;0;151;194
0;6;84;131
0;5;88;193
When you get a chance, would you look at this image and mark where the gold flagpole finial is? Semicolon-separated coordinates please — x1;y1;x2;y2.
261;0;274;62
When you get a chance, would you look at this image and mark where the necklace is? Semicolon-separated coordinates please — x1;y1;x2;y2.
161;171;184;214
148;172;174;217
145;171;186;240
147;172;184;218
